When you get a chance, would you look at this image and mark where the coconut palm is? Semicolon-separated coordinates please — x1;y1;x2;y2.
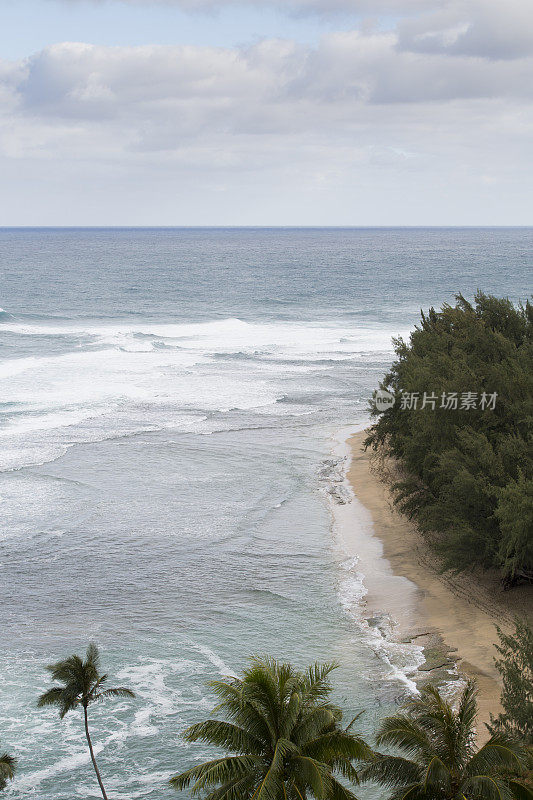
170;656;372;800
0;750;16;791
37;643;134;800
361;680;533;800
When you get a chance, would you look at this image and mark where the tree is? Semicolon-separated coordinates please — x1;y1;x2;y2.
170;656;372;800
37;643;134;800
0;750;16;791
361;680;532;799
496;476;533;588
490;618;533;745
364;292;533;585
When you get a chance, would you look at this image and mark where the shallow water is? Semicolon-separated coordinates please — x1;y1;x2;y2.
0;227;530;799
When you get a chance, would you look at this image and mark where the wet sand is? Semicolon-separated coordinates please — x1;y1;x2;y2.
344;430;533;737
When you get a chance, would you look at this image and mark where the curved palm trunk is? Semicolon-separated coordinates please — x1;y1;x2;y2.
83;705;109;800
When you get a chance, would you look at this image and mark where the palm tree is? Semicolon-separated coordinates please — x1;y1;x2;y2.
361;680;533;800
170;656;372;800
37;643;134;800
0;750;16;791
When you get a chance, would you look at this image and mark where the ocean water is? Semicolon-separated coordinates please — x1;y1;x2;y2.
0;227;531;800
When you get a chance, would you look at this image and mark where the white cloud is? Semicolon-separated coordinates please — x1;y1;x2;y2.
8;31;533;132
56;0;442;13
398;0;533;59
2;2;533;223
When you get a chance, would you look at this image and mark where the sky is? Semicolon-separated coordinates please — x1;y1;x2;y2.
1;0;533;225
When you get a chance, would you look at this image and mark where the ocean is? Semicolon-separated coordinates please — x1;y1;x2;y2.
0;227;531;799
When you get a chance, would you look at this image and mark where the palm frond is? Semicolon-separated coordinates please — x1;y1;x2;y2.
344;712;365;733
453;680;479;766
292;707;337;747
245;659;280;708
243;661;281;740
407;684;456;761
183;720;264;755
328;776;360;800
94;687;136;701
457;681;479;739
291;755;332;800
422;754;451;793
254;739;296;800
507;780;533;800
387;784;429;800
88;674;108;700
85;643;101;671
462;774;515;800
334;758;360;785
0;753;16;780
37;687;64;708
375;715;434;760
465;735;528;777
37;686;81;718
359;755;423;789
301;663;339;704
280;690;302;740
170;755;261;792
0;752;16;791
303;730;372;765
45;654;84;684
202;772;258;800
210;681;273;744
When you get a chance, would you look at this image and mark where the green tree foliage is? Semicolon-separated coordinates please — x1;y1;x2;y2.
490;618;533;745
496;476;533;584
0;750;16;791
170;656;372;800
365;293;533;584
37;643;135;800
361;681;533;799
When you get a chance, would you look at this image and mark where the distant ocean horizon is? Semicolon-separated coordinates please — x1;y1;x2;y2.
0;226;531;799
2;225;533;229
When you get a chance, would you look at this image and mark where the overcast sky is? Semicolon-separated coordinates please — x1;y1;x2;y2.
1;0;532;225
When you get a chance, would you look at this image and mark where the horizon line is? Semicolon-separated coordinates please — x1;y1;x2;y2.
1;225;533;230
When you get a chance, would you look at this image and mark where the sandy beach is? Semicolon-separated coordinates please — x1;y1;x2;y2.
344;430;533;737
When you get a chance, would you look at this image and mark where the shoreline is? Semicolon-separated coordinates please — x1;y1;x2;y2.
340;429;533;737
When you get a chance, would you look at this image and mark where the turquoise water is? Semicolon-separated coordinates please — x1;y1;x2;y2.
0;228;531;799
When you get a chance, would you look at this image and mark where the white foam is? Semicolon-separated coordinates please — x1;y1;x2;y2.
113;653;214;744
13;745;102;790
326;427;425;695
0;356;38;379
0;316;405;359
183;639;235;677
0;316;401;471
0;408;98;437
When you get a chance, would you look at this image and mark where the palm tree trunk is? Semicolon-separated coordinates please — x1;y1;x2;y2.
83;705;109;800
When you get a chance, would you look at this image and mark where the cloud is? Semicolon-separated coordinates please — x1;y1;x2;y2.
2;3;533;223
8;30;533;135
1;34;531;180
397;0;533;59
54;0;442;14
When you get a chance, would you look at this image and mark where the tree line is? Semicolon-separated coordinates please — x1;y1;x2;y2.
365;292;533;587
1;620;532;799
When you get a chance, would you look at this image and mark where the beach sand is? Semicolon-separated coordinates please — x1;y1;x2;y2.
344;430;533;738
